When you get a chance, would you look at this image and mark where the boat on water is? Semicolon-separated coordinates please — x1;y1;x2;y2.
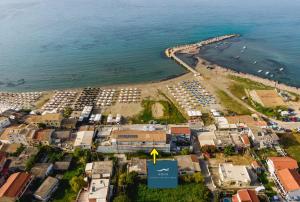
279;67;284;71
265;71;269;75
258;70;262;73
253;61;257;64
243;46;247;49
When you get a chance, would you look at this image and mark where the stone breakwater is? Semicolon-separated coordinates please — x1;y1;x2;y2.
166;34;300;96
165;34;238;75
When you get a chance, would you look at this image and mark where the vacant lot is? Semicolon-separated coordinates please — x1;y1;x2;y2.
151;102;164;118
209;153;254;166
278;133;300;162
131;99;186;124
216;90;251;115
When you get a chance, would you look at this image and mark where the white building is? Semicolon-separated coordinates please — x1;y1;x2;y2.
74;131;94;150
219;163;251;187
85;161;113;179
88;179;110;202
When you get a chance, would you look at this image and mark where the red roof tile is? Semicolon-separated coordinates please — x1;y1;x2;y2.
233;189;260;202
269;157;298;171
0;172;32;198
277;169;300;192
241;134;250;146
170;127;191;135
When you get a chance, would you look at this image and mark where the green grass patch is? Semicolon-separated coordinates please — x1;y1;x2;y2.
255;148;278;162
228;75;288;118
278;133;300;162
228;75;273;91
134;183;210;202
131;98;186;124
216;90;251;115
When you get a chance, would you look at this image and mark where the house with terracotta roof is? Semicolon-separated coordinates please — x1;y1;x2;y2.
276;168;300;201
267;157;300;201
169;125;191;140
240;134;251;148
232;189;260;202
29;129;54;146
0;172;33;201
267;157;298;175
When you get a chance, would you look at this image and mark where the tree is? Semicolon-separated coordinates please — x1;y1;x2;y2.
63;107;73;118
180;148;190;155
25;156;36;171
38;123;46;129
224;145;235;156
70;176;86;193
113;194;131;202
193;172;204;184
201;145;217;154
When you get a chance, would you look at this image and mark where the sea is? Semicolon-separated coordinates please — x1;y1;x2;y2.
0;0;299;91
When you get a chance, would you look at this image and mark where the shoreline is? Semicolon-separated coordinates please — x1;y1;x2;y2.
166;34;300;96
1;34;300;97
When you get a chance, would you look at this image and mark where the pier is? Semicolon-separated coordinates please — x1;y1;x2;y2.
165;34;238;76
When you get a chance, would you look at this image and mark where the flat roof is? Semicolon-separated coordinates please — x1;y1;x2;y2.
34;176;59;199
111;130;166;142
88;179;109;201
219;163;251;183
74;131;94;146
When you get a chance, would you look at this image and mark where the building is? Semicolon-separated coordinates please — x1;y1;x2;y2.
249;128;279;149
98;129;170;153
0;124;37;145
26;113;63;128
175;155;200;175
197;131;216;147
0;152;6;173
276;168;300;201
74;131;94;150
53;161;71;172
226;115;267;129
61;118;77;130
267;157;300;201
34;176;59;201
127;158;147;177
9;147;39;172
85;161;113;179
232;189;260;202
219;163;251;187
169;126;191;140
0;172;33;201
88;179;110;202
267;157;298;175
31;163;53;179
0;117;10;132
29;129;54;146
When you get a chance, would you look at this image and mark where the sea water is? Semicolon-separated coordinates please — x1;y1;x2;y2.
0;0;299;91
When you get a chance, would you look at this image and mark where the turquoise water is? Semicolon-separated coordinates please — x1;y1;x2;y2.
0;0;299;91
